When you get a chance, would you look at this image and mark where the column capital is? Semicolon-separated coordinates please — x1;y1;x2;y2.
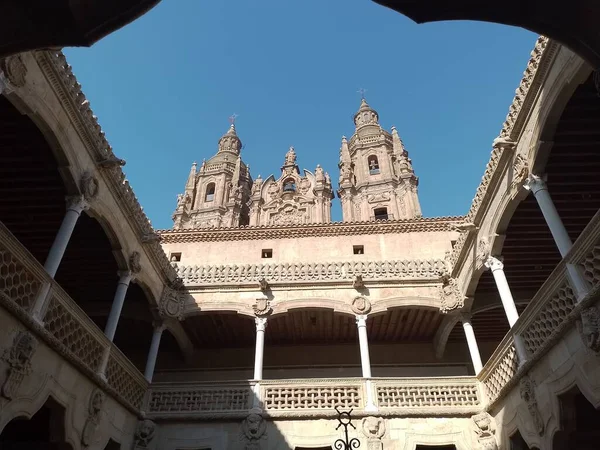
117;270;134;283
523;173;547;195
355;315;368;327
255;316;268;331
65;195;89;214
459;313;473;323
152;320;167;333
484;255;504;272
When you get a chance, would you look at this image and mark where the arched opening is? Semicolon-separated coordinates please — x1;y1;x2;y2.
104;438;121;450
368;155;380;174
0;397;73;449
296;447;332;450
416;446;456;450
554;387;600;450
373;207;389;221
283;178;297;193
509;430;538;449
205;183;215;202
0;95;69;264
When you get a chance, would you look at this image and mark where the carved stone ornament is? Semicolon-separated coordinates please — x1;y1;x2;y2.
132;419;156;449
267;182;280;199
0;55;27;87
438;278;465;314
472;412;498;450
129;251;142;274
253;298;272;317
351;296;371;315
258;277;269;292
241;408;267;450
299;177;311;194
1;330;37;400
82;389;105;447
80;171;100;201
577;306;600;353
158;287;184;320
519;376;544;436
362;416;385;449
353;274;365;289
475;237;491;270
512;153;529;190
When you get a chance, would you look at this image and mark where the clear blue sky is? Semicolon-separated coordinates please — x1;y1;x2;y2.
65;0;536;230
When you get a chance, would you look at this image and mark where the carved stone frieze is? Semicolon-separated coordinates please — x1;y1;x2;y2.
438;278;464;314
158;286;184;320
241;408;267;450
132;419;156;450
362;416;385;450
351;296;371;315
472;412;498;450
519;376;544;436
1;330;37;400
0;55;27;87
82;389;105;447
577;306;600;353
253;298;272;317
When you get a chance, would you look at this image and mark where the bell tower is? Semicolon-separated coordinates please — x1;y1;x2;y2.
172;121;252;229
337;98;421;222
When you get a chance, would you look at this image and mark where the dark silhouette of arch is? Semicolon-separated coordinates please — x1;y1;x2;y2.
368;155;380;175
205;183;216;202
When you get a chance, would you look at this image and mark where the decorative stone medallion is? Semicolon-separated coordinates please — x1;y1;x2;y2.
132;419;156;449
82;389;105;447
352;296;371;315
0;55;27;87
1;330;37;400
241;408;267;450
253;298;272;317
129;251;142;274
577;306;600;353
438;278;464;314
519;375;544;436
80;171;100;201
159;287;184;320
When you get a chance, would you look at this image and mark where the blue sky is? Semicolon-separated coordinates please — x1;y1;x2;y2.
65;0;536;230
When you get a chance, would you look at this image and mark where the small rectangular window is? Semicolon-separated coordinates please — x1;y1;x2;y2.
170;252;182;262
262;249;273;258
353;245;364;255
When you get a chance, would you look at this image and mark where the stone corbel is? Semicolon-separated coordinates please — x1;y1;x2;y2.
361;416;386;450
240;408;267;449
519;375;545;436
132;419;156;450
258;277;269;292
471;412;498;450
353;274;365;289
1;330;37;401
82;389;105;447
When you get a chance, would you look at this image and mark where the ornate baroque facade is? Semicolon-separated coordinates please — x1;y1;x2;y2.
1;34;600;450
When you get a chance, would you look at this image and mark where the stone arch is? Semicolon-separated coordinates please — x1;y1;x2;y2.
402;430;469;450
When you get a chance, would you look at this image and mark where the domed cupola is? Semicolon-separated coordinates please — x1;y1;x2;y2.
217;123;242;155
353;98;380;131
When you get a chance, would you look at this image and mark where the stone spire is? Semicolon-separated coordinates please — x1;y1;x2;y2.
185;161;197;191
340;136;350;163
232;155;242;187
283;146;297;167
217;123;242;155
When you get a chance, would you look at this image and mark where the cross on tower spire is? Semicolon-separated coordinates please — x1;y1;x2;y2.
228;113;238;125
357;88;368;99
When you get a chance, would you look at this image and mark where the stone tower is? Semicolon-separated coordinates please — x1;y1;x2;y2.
248;146;334;226
172;123;252;229
337;98;421;222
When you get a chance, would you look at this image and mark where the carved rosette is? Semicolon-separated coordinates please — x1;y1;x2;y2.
132;419;156;449
241;409;267;450
80;171;100;202
471;412;498;450
1;330;37;400
362;416;385;450
82;389;105;447
159;287;184;321
576;306;600;353
352;296;371;315
438;278;464;314
519;376;544;436
253;298;272;317
129;251;142;274
0;55;27;88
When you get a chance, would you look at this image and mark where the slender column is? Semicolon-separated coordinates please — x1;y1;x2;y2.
356;315;372;378
144;322;166;382
461;314;483;375
525;174;590;300
44;196;87;278
253;317;267;381
485;256;520;327
104;271;133;341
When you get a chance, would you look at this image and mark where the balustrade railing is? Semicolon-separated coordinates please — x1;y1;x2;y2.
478;208;600;406
0;222;148;412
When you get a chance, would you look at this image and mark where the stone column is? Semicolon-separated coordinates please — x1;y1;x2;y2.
524;174;590;300
144;322;166;383
485;256;529;364
104;271;133;341
253;317;267;381
461;314;483;375
44;196;88;278
356;315;377;411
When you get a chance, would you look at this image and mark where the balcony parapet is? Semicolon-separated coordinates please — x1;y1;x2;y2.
175;259;448;288
0;222;148;413
479;208;600;408
145;377;482;420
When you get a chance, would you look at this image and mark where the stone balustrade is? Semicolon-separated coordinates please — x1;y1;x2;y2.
175;258;447;286
145;377;482;419
479;208;600;406
0;222;148;412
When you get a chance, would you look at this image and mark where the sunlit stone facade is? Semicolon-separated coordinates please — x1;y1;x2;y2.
1;36;600;450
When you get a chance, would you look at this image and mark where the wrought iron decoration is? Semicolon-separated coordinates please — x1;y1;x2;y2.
334;406;360;449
